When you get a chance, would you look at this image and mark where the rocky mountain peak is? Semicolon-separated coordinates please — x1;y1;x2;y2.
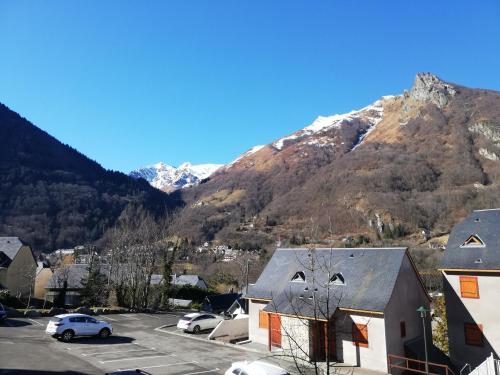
409;72;457;108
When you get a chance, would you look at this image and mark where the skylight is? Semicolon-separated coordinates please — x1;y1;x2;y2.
291;271;306;282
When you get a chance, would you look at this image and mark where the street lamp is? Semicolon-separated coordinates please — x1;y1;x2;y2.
417;306;431;375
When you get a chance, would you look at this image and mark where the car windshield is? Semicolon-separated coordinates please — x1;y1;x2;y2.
49;318;62;323
183;315;196;320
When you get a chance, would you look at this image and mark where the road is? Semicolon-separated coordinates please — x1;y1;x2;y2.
0;312;273;375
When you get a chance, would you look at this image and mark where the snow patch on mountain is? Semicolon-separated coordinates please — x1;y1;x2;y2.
130;162;223;191
273;99;385;151
227;145;266;167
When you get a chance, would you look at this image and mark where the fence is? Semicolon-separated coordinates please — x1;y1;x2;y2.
468;354;500;375
388;354;456;375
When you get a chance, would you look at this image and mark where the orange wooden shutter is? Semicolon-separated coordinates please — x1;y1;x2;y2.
460;276;479;299
352;323;368;348
259;310;269;329
464;323;483;346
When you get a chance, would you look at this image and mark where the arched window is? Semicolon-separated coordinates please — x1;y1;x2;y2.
291;271;306;282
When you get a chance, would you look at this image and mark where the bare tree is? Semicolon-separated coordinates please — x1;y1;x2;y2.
263;247;367;375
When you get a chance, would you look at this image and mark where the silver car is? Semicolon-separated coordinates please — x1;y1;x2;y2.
46;313;112;342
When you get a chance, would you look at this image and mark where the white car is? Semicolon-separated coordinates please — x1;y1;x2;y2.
176;312;223;333
225;361;290;375
46;313;112;342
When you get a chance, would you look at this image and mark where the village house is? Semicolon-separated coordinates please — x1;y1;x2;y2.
45;264;109;306
245;247;431;373
440;209;500;369
33;260;53;300
171;274;208;290
0;237;37;299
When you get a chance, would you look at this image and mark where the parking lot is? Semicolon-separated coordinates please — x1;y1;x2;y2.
0;312;269;375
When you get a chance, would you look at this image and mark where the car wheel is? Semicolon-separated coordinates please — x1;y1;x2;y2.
61;330;74;342
193;325;201;334
98;328;111;339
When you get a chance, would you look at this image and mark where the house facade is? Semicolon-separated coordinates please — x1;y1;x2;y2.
34;261;53;300
246;248;431;373
0;237;37;299
440;209;500;369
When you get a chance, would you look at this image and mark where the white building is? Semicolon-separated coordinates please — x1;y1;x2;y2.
245;247;431;373
440;209;500;369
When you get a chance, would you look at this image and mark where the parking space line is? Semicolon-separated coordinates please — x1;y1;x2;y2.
119;361;197;371
100;354;174;363
82;348;154;357
181;369;220;375
141;313;161;319
121;314;140;320
0;341;14;344
28;318;43;326
99;316;117;321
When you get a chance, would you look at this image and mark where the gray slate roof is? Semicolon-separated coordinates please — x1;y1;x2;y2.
46;264;109;289
246;247;408;318
174;275;206;287
0;237;23;266
441;209;500;270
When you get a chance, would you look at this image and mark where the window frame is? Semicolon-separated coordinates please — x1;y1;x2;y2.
352;323;368;348
460;276;480;299
464;323;483;347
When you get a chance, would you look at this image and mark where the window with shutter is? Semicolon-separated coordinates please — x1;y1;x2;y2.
464;323;483;346
259;310;269;329
352;323;368;348
460;276;479;299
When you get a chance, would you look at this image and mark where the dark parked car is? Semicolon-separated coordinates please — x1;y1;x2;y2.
0;303;7;321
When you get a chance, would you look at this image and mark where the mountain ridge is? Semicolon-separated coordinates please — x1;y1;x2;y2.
171;73;500;249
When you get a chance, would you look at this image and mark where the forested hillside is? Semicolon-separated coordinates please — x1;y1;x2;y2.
0;103;181;251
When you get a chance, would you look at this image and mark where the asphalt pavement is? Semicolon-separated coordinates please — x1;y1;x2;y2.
0;312;271;375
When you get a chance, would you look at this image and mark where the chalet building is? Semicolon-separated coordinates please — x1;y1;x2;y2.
0;237;37;299
245;248;431;373
440;209;500;369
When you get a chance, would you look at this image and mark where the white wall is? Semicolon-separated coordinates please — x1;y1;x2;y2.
335;311;388;373
444;272;500;368
281;315;311;361
248;299;269;346
208;315;249;342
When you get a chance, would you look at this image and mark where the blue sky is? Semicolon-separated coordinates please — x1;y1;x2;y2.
1;1;500;172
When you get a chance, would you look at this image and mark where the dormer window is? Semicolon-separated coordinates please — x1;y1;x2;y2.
460;235;485;248
291;271;306;282
329;272;345;285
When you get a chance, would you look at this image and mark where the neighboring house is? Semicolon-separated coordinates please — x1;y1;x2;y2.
202;293;241;314
245;247;431;373
0;237;37;299
45;264;109;306
34;261;53;300
440;209;500;369
172;274;208;290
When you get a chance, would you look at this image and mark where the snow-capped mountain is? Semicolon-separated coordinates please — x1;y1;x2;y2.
130;162;223;192
225;95;395;171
